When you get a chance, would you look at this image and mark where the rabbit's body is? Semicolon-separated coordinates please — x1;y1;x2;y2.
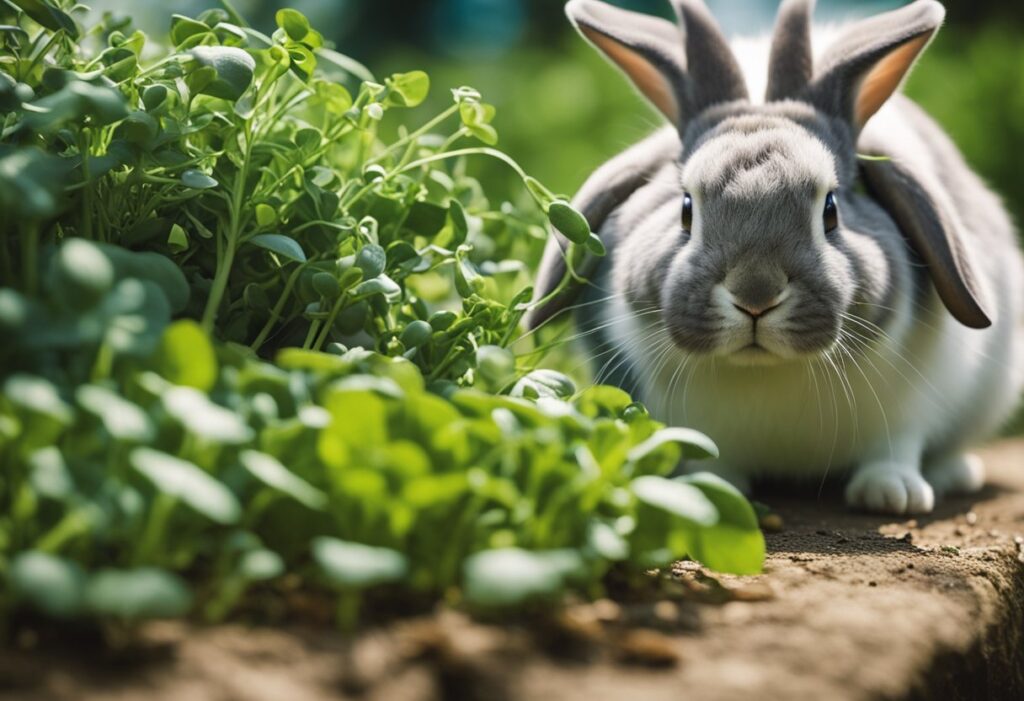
597;96;1024;492
533;0;1024;513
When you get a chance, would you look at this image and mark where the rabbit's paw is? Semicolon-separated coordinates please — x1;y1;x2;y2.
845;465;935;515
925;453;985;496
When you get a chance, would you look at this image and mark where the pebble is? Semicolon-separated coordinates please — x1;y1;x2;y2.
653;601;679;622
615;629;681;667
730;582;776;602
760;514;784;532
966;511;978;525
592;599;622;623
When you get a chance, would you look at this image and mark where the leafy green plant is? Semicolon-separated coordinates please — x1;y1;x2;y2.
0;0;764;629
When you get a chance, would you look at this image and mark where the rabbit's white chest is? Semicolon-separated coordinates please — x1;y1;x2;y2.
601;298;1021;481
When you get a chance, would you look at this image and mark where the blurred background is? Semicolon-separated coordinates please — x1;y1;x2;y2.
91;0;1024;225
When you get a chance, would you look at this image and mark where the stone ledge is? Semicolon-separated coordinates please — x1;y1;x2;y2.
3;441;1023;701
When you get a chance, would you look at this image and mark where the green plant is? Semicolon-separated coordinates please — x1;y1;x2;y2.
0;0;764;629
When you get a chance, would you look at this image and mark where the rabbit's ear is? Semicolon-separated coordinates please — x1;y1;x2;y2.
566;0;747;126
804;1;944;133
860;157;992;329
766;0;815;101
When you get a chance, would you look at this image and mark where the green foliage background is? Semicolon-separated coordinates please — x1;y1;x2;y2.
80;0;1024;243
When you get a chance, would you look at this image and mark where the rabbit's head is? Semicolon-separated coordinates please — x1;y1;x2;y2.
534;0;991;366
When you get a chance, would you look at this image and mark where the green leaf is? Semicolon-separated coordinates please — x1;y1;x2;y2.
510;369;576;400
314;80;353;112
26;81;128;130
100;279;172;358
85;568;192;619
463;548;583;607
312;537;407;589
548;200;591;244
627;427;719;462
679;473;758;529
162;386;254;444
49;239;114;312
588;521;629;561
76;384;155;442
142;83;168;111
10;551;85;617
354;244;386;278
319;385;389;468
523;176;555;208
9;0;78;38
28;447;74;500
94;245;190;314
448;198;469;245
180;169;218;189
399;320;432;349
631;475;718;527
584;233;606;256
238;549;284;581
119;111;158;145
170;14;210;47
4;373;73;424
167;222;188;252
255;203;277;227
385;70;429;107
476;345;515;387
405;201;447;237
239;449;327;511
275;8;310;42
248;234;306;263
678;473;764;574
189;46;255;101
692;523;765;575
130;448;242;524
156;320;218;391
312;271;340;300
351;274;400;302
574;385;633;418
286;44;316;81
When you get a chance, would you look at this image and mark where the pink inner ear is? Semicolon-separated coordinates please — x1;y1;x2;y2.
855;32;931;128
580;25;680;124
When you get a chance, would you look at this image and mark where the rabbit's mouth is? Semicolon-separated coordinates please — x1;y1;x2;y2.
728;341;784;366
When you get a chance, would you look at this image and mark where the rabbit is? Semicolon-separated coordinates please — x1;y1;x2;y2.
528;0;1024;515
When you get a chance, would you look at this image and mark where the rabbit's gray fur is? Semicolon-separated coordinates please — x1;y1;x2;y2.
531;0;1024;514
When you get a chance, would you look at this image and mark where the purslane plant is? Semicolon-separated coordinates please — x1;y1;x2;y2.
0;0;764;628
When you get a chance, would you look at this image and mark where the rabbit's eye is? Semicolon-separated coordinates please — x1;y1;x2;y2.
823;191;839;233
681;193;693;232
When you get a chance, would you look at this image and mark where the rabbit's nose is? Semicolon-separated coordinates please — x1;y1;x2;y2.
730;296;783;318
724;274;789;318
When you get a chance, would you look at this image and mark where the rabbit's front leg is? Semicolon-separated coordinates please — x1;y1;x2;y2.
924;452;985;497
844;439;934;515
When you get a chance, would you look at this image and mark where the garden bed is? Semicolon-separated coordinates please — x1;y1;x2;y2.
4;439;1022;701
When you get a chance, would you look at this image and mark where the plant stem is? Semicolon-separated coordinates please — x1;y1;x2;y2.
312;293;348;351
201;124;253;333
19;221;39;295
367;104;458;165
396;146;530;181
35;507;93;553
134;493;177;565
302;319;321;349
250;263;306;352
79;130;94;241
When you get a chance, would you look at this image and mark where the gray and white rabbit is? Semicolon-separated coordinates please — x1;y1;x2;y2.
530;0;1024;514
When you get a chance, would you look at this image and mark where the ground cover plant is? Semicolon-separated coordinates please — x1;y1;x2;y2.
0;0;764;631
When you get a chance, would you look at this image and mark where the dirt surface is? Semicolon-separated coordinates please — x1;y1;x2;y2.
3;441;1024;701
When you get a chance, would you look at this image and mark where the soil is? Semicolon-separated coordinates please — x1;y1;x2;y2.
3;440;1023;701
